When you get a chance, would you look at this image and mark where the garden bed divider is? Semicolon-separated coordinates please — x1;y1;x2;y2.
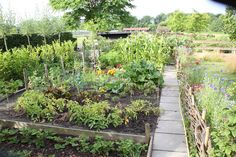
0;88;26;104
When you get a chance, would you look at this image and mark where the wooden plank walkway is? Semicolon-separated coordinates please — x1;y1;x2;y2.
152;66;188;157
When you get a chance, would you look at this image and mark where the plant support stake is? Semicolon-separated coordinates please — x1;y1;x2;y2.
145;123;151;144
23;68;28;90
60;56;66;78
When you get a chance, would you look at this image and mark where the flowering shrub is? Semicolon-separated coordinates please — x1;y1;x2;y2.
185;66;205;85
196;75;236;156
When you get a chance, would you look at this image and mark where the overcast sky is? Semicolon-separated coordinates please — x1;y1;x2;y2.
0;0;226;21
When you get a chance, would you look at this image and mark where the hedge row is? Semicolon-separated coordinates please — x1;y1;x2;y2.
0;32;76;51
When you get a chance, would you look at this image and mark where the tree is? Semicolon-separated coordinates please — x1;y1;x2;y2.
138;16;153;27
0;9;16;51
19;19;37;45
208;15;224;32
49;0;134;31
222;7;236;40
154;13;168;25
166;11;188;32
36;16;54;44
187;12;210;32
51;17;65;42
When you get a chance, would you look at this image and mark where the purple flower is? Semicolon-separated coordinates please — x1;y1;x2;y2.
221;78;225;81
210;84;214;89
221;88;226;93
213;74;219;77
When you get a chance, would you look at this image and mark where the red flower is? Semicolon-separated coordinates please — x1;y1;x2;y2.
195;60;200;65
116;64;122;68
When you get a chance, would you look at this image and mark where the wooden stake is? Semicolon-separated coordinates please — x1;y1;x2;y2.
82;39;85;72
60;56;66;78
204;127;210;148
191;95;195;106
44;64;49;81
23;68;28;90
202;109;206;120
145;123;151;144
44;64;52;87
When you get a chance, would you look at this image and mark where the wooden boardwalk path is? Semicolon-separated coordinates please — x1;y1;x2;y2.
152;66;188;157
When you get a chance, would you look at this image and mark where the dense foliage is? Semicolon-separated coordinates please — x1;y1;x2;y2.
0;32;75;52
49;0;134;30
0;41;75;81
223;7;236;40
99;33;173;69
166;11;210;32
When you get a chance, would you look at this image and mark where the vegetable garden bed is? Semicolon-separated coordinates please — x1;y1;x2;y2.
0;88;160;135
0;127;152;157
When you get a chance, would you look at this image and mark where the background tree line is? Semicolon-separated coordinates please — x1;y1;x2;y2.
0;6;67;51
1;0;236;52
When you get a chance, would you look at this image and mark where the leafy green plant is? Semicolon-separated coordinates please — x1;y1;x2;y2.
123;60;164;88
125;100;160;120
15;91;67;122
82;101;110;130
99;50;123;68
0;80;23;98
91;136;114;155
227;82;236;100
108;107;123;127
117;139;147;157
79;136;91;152
210;105;236;157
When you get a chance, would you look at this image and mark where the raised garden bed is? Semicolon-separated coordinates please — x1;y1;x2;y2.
0;126;153;157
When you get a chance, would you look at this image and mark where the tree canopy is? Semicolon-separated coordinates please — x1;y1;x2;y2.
166;11;187;32
222;6;236;40
49;0;134;31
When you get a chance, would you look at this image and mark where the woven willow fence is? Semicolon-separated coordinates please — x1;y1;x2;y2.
177;59;212;157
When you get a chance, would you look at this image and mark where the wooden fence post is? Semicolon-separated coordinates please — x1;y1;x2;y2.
23;68;28;90
145;123;151;144
60;56;66;78
202;109;206;120
204;127;210;148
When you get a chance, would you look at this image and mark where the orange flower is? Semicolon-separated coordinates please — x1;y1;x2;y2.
107;69;116;75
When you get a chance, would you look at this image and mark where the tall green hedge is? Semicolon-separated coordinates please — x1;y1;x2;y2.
0;32;76;51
